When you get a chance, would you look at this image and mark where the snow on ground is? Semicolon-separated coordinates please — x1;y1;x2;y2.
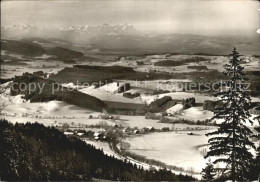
181;107;214;121
98;82;120;93
115;115;173;129
141;91;260;105
215;115;260;128
125;130;215;173
84;139;191;177
0;94;26;109
140;92;216;105
115;79;191;92
1;60;72;79
0;81;12;88
79;85;142;104
166;104;183;115
0;114;117;128
1;100;94;118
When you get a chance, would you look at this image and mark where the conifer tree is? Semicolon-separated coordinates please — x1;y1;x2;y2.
205;48;255;182
255;134;260;181
201;159;215;181
253;125;260;181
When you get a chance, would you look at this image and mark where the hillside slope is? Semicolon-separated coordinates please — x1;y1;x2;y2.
1;39;84;59
10;73;106;112
0;119;195;181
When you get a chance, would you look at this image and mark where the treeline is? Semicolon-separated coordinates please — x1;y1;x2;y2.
0;119;195;181
49;65;189;84
10;73;106;112
247;71;260;96
187;65;208;70
73;65;136;73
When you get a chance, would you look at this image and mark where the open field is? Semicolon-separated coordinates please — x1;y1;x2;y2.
105;54;260;73
79;85;143;104
1;59;73;79
125;130;215;173
0;89;217;130
141;91;260;105
1;49;260;180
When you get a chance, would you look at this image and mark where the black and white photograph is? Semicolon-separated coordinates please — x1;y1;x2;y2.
0;0;260;181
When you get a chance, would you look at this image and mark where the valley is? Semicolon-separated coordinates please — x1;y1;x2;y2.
1;33;260;180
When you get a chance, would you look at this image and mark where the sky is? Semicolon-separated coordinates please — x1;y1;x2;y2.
1;0;260;36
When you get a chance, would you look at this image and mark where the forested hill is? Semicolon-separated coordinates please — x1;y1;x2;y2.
0;119;194;181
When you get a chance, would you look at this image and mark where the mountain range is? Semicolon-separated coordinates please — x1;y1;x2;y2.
1;24;138;39
2;24;260;55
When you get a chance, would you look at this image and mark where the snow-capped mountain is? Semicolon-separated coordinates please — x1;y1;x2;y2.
1;23;138;37
1;24;259;56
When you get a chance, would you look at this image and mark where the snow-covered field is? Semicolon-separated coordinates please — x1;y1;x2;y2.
141;91;260;105
105;54;260;73
1;59;72;79
141;92;217;105
166;104;183;115
2;100;94;117
79;83;143;104
115;79;191;93
181;107;213;121
125;130;215;173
